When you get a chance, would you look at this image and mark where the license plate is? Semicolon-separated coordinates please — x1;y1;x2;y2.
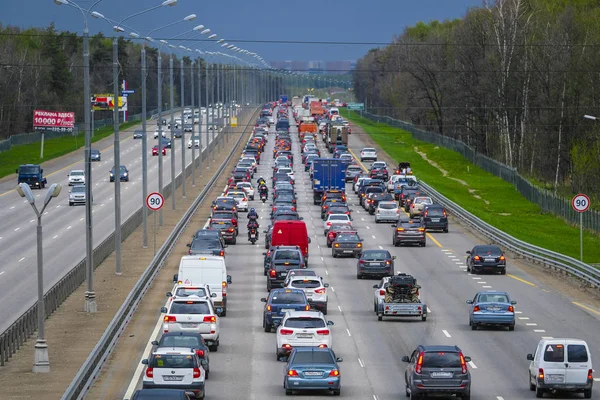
547;375;564;382
485;258;495;262
250;234;256;238
430;372;452;378
431;218;440;222
281;309;294;312
487;306;501;311
163;375;184;381
369;262;381;266
343;250;353;253
304;372;323;376
296;334;312;339
183;323;198;328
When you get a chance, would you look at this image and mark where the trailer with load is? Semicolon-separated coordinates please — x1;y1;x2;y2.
376;273;427;321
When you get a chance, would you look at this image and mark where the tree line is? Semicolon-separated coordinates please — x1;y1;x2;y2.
353;0;600;196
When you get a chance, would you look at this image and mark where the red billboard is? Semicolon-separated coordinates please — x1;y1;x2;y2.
33;110;75;132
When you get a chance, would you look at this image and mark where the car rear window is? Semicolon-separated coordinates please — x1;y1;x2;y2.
330;215;349;221
362;251;390;260
170;302;211;315
210;221;233;229
544;344;565;362
174;288;208;298
159;336;201;349
290;279;321;288
567;345;588;362
379;203;396;210
292;351;335;364
336;234;360;242
191;239;221;249
229;192;245;199
423;351;462;368
365;187;383;194
151;354;195;368
271;293;306;304
274;251;301;261
426;208;445;217
475;246;502;254
285;317;326;328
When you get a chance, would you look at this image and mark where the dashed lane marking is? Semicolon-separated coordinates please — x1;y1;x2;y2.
338;305;342;312
378;245;383;249
497;397;505;400
325;270;329;276
14;227;20;232
358;357;364;368
372;235;376;239
366;226;370;230
519;317;530;320
477;281;487;284
482;286;493;288
18;257;25;262
442;330;451;338
468;361;478;369
533;329;546;333
471;277;481;280
346;329;351;337
320;257;324;261
526;323;538;326
10;206;15;210
541;336;553;339
30;219;35;223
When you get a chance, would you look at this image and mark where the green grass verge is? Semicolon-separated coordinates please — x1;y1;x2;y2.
0;120;140;179
341;109;600;264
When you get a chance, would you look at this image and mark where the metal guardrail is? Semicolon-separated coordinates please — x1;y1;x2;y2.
60;107;258;400
418;181;600;288
0;106;236;366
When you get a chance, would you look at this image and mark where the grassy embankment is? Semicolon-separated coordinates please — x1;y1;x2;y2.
0;121;140;179
341;109;600;264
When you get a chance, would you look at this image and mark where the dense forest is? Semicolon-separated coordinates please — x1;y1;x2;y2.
353;0;600;195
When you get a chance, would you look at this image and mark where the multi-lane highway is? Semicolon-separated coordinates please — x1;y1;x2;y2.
94;105;599;399
0;113;225;333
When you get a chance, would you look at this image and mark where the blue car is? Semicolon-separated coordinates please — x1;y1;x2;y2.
284;347;343;396
466;291;516;331
261;289;309;332
110;165;129;182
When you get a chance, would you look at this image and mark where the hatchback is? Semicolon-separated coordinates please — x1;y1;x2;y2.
392;219;426;247
284;347;343;396
141;348;206;399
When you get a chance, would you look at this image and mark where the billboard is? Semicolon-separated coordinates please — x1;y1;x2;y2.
91;94;127;111
33;110;75;133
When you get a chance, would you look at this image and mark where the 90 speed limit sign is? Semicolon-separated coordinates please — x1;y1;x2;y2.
572;193;590;213
146;192;165;211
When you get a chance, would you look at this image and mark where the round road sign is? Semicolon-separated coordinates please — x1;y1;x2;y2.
572;194;590;213
146;192;164;211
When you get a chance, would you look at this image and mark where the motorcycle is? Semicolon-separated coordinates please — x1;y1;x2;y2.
248;228;258;244
260;192;268;203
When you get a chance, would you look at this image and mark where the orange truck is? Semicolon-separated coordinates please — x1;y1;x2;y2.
310;101;325;116
298;122;318;140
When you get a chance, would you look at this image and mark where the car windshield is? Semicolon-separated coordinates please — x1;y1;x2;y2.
19;166;39;174
362;251;390;260
336;234;360;242
270;292;305;304
329;215;349;221
72;186;86;193
274;251;301;261
191;239;221;249
285;317;326;329
150;354;195;369
159;336;201;349
169;301;210;314
379;202;397;210
475;246;502;255
292;351;335;364
423;351;462;368
290;279;321;289
174;288;209;298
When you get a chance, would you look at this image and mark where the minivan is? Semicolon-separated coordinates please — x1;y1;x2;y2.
527;338;593;398
174;256;232;317
269;221;311;266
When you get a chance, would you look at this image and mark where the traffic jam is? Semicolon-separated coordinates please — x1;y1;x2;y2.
134;98;595;400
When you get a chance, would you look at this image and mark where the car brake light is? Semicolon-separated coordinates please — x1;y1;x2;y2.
473;255;481;261
164;315;177;322
385;260;391;265
357;243;362;248
499;255;506;261
280;329;294;335
507;305;514;312
193;368;201;378
460;353;468;374
473;305;480;312
269;270;277;278
288;370;298;376
243;198;247;201
415;351;424;374
327;222;331;226
316;329;330;335
588;369;593;380
314;288;326;294
146;367;154;378
227;228;235;233
196;349;205;357
379;289;385;296
220;250;224;257
329;369;339;376
203;315;216;323
538;368;544;379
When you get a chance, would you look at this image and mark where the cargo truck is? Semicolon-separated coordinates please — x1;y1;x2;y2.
311;158;347;205
325;123;349;153
17;164;47;189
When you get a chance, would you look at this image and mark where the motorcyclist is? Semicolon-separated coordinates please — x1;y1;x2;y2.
257;176;266;186
259;183;269;199
247;207;259;220
247;212;260;240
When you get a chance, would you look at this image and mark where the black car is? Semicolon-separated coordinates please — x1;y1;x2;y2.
110;165;129;182
272;211;302;222
399;187;422;209
466;245;506;274
422;204;448;232
367;192;394;215
207;219;236;244
272;173;293;187
392;219;426;247
265;246;305;289
131;389;191;400
187;236;226;257
90;149;101;161
151;332;211;378
212;197;237;212
320;199;347;219
357;250;396;279
370;166;389;180
402;345;472;399
331;232;363;258
360;186;385;207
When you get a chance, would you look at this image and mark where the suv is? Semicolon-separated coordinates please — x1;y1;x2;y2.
261;288;310;332
393;219;426;247
207;219;236;244
367;192;394;215
141;347;206;399
422;204;448;232
160;296;220;351
151;332;211;378
285;276;329;314
399;187;422;209
275;311;334;359
402;345;472;399
265;246;306;289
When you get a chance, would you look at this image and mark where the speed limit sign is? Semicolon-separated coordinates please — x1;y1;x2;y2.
146;192;164;211
572;194;590;213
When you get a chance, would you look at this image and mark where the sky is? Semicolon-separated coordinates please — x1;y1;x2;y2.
1;0;484;63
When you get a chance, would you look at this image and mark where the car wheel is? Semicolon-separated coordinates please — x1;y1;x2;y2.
69;202;73;206
332;389;340;396
321;305;328;315
264;318;271;333
332;252;337;258
584;388;592;398
529;372;536;391
471;322;477;331
443;227;448;233
374;302;377;312
209;344;218;352
420;241;426;247
468;318;472;326
405;383;410;397
409;390;421;399
285;389;293;395
535;386;545;398
461;392;470;400
327;242;332;248
221;308;227;317
231;238;236;245
357;273;362;280
508;324;515;331
466;264;471;272
501;269;506;275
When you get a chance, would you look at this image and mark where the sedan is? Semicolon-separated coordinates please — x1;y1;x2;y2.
133;130;144;139
323;214;352;235
110;165;129;182
392;219;426;247
360;147;377;162
466;245;506;274
284;347;343;396
90;149;101;161
152;145;167;156
357;250;396;279
345;165;364;182
331;232;363;258
326;226;356;248
375;201;401;223
467;291;516;331
236;182;255;200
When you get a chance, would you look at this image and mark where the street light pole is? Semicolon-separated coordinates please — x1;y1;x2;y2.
190;58;196;186
169;48;176;210
205;60;211;168
197;55;203;175
157;48;165;225
180;53;186;198
112;35;122;275
140;40;149;247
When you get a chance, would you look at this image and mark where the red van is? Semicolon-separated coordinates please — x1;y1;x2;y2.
270;220;311;264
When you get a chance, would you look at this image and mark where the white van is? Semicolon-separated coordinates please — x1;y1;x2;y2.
527;338;593;398
174;255;232;317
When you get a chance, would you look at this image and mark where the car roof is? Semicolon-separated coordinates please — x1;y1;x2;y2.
270;288;304;294
153;347;195;355
284;310;324;319
292;346;333;354
420;345;461;352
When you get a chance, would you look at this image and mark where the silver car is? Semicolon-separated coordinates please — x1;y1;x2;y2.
69;184;91;206
345;165;364;182
375;201;401;223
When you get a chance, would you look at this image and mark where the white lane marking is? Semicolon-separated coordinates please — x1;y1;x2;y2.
541;336;554;340
448;255;457;258
0;271;4;276
44;212;48;215
372;235;376;239
358;357;364;368
378;245;384;249
468;361;478;369
14;227;20;232
482;286;493;288
372;396;379;400
325;270;329;276
533;329;546;333
471;277;481;280
79;217;84;221
593;378;600;382
497;397;505;400
356;210;360;213
346;329;351;337
361;217;365;221
442;249;452;253
442;330;451;338
56;205;60;208
0;237;3;240
330;287;335;292
338;305;342;312
52;235;58;239
320;257;324;261
477;281;487;284
518;317;530;320
67;226;72;230
366;226;370;230
10;206;15;210
515;311;523;314
526;323;538;326
18;257;25;262
30;219;35;223
459;266;468;268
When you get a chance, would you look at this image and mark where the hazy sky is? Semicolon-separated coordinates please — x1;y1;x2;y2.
1;0;484;62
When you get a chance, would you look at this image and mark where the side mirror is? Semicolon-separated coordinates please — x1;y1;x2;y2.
391;224;397;228
260;298;267;303
211;293;217;298
151;340;159;346
308;237;312;243
160;307;168;313
511;300;517;305
186;243;191;247
392;256;397;260
373;284;379;289
464;356;472;363
15;169;18;174
336;357;343;362
227;275;232;284
466;300;473;304
527;353;534;361
327;320;334;326
141;359;149;365
401;356;410;362
466;250;471;254
166;292;172;297
300;217;304;220
41;169;44;173
324;283;330;288
262;252;267;256
173;274;178;282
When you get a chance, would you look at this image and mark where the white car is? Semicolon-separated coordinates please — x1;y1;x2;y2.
285;276;329;314
323;214;352;235
372;276;393;313
167;284;215;303
275;311;334;358
154;129;167;139
228;190;249;211
141;347;206;399
276;167;294;180
409;196;433;218
375;201;401;223
68;169;85;186
188;135;201;148
283;269;319;287
236;182;255;200
354;176;369;193
360;147;378;162
387;175;404;192
371;161;387;169
161;295;220;351
268;116;275;124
